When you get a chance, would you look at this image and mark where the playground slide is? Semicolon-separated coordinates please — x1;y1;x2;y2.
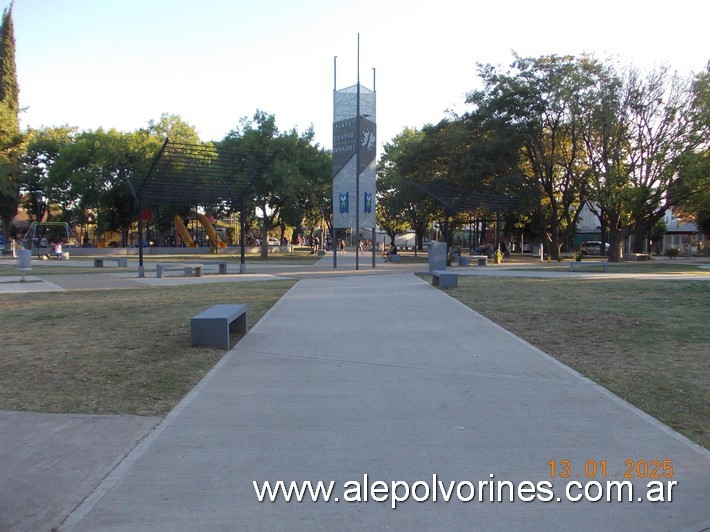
173;215;195;247
195;212;227;247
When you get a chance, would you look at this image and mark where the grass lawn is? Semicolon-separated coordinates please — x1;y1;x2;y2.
445;276;709;449
0;280;295;416
525;261;710;275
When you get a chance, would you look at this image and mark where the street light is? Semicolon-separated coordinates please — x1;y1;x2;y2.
33;189;43;258
33;189;43;221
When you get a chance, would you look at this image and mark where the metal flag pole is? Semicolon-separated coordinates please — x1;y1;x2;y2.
333;55;338;269
355;33;360;271
372;66;376;268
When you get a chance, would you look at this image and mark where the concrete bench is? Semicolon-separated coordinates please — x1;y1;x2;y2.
432;269;458;288
459;255;487;266
191;304;247;349
93;257;128;268
569;261;608;273
201;261;229;274
624;253;650;261
387;254;401;262
156;263;203;278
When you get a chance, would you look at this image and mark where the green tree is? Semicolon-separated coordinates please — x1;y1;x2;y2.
672;64;710;239
468;54;598;260
20;126;76;222
579;61;634;262
145;113;201;145
48;128;157;246
0;3;21;252
220;110;328;258
377;127;433;249
624;66;699;252
279;138;331;245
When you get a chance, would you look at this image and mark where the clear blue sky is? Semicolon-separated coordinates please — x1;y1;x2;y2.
11;0;709;150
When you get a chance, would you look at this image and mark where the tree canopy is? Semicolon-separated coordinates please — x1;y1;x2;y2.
378;53;707;260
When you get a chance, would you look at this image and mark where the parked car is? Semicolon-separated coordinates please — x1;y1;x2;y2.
580;241;610;255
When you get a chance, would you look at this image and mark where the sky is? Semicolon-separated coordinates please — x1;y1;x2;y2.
11;0;710;151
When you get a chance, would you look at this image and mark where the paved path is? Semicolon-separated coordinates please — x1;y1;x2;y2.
59;271;708;531
0;412;159;532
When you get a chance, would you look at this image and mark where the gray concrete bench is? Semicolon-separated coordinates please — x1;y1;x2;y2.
191;304;247;349
569;261;608;273
459;255;487;266
156;263;203;278
432;270;458;288
624;253;650;261
387;254;401;262
93;257;127;268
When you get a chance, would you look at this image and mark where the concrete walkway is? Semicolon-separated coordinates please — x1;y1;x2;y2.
55;270;708;531
0;412;159;532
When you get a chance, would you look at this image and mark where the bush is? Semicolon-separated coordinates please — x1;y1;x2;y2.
665;247;680;259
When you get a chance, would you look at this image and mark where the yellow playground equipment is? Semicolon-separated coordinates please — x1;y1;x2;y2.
174;213;226;248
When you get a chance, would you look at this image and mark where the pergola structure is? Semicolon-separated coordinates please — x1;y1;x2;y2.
125;138;277;276
407;180;517;250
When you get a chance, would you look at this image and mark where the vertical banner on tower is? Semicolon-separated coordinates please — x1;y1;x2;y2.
333;84;376;229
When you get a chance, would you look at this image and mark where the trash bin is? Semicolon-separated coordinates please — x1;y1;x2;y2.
17;249;31;270
17;249;31;281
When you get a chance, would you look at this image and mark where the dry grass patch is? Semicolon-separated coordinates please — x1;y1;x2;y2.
0;280;295;416
446;277;709;449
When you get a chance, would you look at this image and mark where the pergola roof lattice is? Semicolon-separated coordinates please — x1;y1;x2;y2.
129;139;277;206
407;180;517;214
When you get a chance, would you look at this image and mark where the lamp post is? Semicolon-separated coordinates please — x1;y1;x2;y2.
33;189;43;258
33;189;43;221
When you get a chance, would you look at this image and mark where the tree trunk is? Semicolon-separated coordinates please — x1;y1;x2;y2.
415;230;423;251
550;231;561;261
1;217;9;257
548;211;561;261
260;218;271;259
632;227;646;253
607;228;625;262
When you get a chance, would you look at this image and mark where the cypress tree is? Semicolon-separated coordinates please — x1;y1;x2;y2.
0;1;18;117
0;1;21;249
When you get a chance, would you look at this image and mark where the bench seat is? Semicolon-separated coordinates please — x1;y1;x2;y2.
432;270;458;288
569;261;608;273
94;257;128;267
459;255;487;266
156;263;203;278
191;304;247;349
